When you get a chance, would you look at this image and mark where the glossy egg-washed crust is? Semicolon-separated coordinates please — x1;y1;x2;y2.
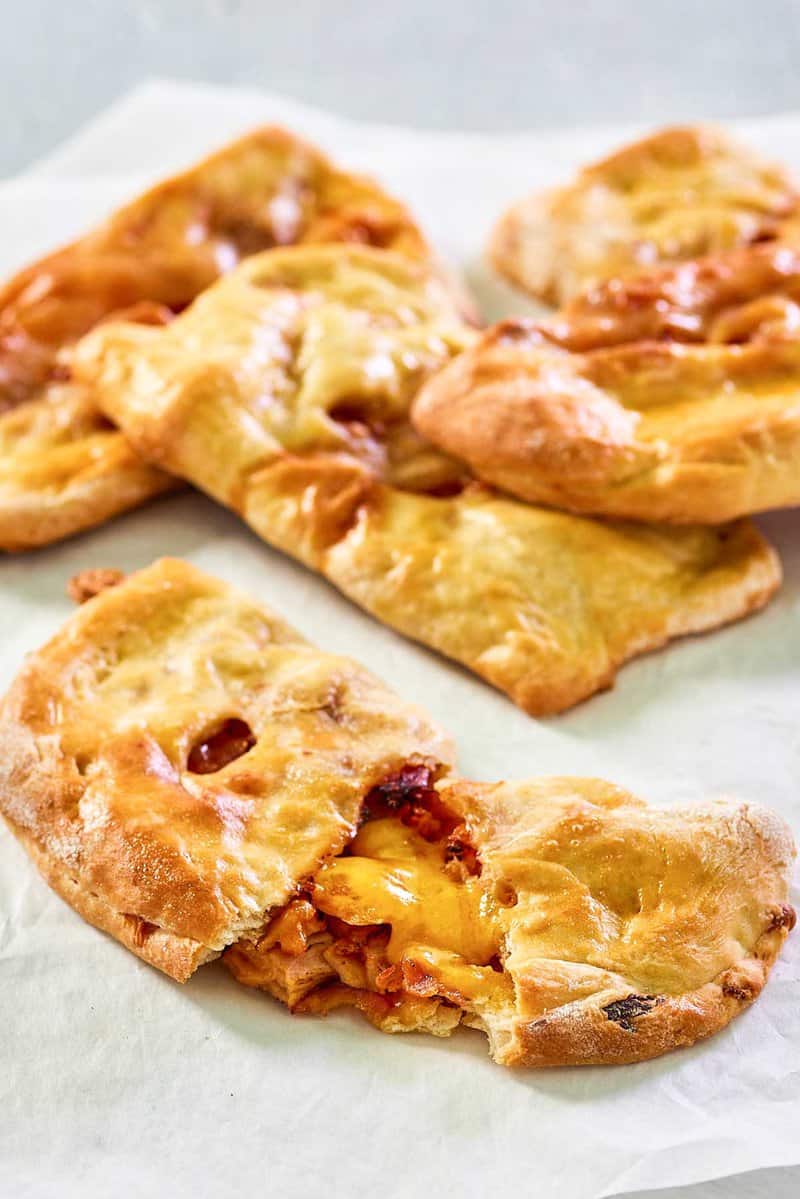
0;125;440;551
541;241;800;352
489;124;800;306
440;778;795;1067
413;318;800;524
0;558;454;981
75;243;780;716
0;561;794;1067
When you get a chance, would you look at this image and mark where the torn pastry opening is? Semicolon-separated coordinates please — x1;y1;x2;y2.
224;764;515;1041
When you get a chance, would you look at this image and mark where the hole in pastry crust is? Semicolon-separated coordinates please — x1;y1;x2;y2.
187;718;256;775
750;229;779;245
74;752;91;777
87;412;117;434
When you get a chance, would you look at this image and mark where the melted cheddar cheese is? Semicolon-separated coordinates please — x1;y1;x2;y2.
399;945;514;1006
311;818;501;973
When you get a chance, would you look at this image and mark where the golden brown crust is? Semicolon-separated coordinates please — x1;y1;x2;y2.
541;241;800;351
77;243;780;715
0;388;180;551
321;486;779;713
0;558;453;979
3;565;793;1065
441;778;796;1067
496;950;786;1067
413;319;800;524
0;126;441;550
3;812;215;982
228;773;795;1066
76;244;472;498
489;125;800;305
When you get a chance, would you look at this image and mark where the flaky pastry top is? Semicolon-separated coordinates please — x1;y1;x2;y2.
0;559;452;976
228;767;795;1066
489;125;799;305
76;243;780;714
0;125;445;550
0;561;793;1065
413;318;800;523
76;243;474;497
439;777;795;1064
0;126;431;414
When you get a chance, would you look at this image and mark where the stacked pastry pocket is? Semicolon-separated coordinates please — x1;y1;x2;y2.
72;205;780;716
0;122;782;717
440;123;800;527
0;125;440;550
1;124;797;1070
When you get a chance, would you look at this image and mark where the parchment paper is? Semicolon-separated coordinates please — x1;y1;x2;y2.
1;81;798;1199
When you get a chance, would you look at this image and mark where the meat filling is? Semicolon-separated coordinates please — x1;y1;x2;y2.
223;767;513;1033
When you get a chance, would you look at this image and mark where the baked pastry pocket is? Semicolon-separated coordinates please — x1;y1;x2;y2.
413;320;800;523
233;775;794;1067
0;560;793;1068
77;244;780;715
0;558;453;981
489;124;799;305
0;124;442;549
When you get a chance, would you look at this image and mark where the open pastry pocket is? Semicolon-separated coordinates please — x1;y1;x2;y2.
225;771;796;1068
0;559;793;1068
226;764;512;1040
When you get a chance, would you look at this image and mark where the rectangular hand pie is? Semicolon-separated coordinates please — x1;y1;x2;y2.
489;124;800;305
413;318;800;524
0;558;453;981
0;559;794;1067
76;242;780;715
0;125;436;550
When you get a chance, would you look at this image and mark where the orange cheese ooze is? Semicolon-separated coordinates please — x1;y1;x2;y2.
311;817;501;967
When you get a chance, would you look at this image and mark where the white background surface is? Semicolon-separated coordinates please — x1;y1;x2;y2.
1;82;799;1199
5;0;800;177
